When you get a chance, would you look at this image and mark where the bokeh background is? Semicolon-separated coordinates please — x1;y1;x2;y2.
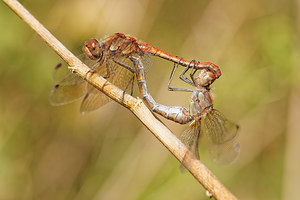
1;0;300;199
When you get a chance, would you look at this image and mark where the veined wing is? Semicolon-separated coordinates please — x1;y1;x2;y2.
141;53;152;73
49;63;87;106
80;55;135;113
178;121;201;171
180;120;201;160
49;54;99;106
201;109;240;164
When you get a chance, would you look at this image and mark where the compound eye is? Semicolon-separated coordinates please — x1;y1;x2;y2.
202;71;215;86
83;39;101;60
195;70;215;87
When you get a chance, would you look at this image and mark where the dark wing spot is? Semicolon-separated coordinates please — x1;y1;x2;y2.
55;63;62;70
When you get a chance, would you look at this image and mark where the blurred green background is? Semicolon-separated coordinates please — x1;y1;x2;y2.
1;0;300;199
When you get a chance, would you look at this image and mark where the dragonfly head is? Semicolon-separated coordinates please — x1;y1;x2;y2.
194;69;215;87
83;39;102;60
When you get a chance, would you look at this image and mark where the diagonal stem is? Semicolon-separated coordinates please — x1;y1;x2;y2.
2;0;238;199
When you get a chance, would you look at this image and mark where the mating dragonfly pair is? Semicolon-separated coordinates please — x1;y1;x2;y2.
50;33;239;165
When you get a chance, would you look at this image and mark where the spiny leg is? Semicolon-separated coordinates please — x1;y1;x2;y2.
189;60;198;86
112;57;135;73
191;64;198;77
130;74;135;96
104;60;113;78
121;73;135;103
179;67;193;85
168;58;192;92
88;57;104;77
179;60;196;86
167;61;178;90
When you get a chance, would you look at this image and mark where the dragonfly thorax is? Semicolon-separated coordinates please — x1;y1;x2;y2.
189;88;213;121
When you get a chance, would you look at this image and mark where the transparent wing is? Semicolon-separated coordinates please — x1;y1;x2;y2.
49;63;87;106
80;56;134;113
178;121;201;171
180;121;201;160
141;54;152;73
110;56;135;92
201;109;240;164
80;85;111;113
50;52;141;112
49;53;100;106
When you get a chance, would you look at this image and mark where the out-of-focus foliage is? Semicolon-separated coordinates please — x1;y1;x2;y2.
0;0;299;199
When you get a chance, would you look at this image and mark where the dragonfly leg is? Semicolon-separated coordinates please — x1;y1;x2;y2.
189;60;198;86
130;74;135;96
179;68;194;85
190;62;198;78
120;74;135;103
179;60;198;86
102;62;111;79
167;57;180;90
111;57;136;102
177;60;199;86
106;59;115;78
112;57;135;73
179;67;191;84
130;56;192;124
168;58;193;92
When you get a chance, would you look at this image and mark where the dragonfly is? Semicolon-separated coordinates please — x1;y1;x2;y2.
50;33;221;113
130;56;240;164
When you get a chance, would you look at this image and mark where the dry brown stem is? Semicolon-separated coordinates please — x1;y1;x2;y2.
2;0;238;199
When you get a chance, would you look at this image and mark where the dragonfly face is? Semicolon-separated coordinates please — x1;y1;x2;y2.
194;69;215;87
83;39;102;60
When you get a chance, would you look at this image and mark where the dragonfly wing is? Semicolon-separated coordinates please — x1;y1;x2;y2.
111;56;135;91
207;137;240;165
80;56;134;113
179;121;201;171
79;59;111;113
180;121;201;160
80;85;111;113
49;64;86;106
202;109;240;164
141;54;152;73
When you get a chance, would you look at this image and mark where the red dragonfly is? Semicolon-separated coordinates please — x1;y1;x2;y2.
130;56;239;164
50;33;221;113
